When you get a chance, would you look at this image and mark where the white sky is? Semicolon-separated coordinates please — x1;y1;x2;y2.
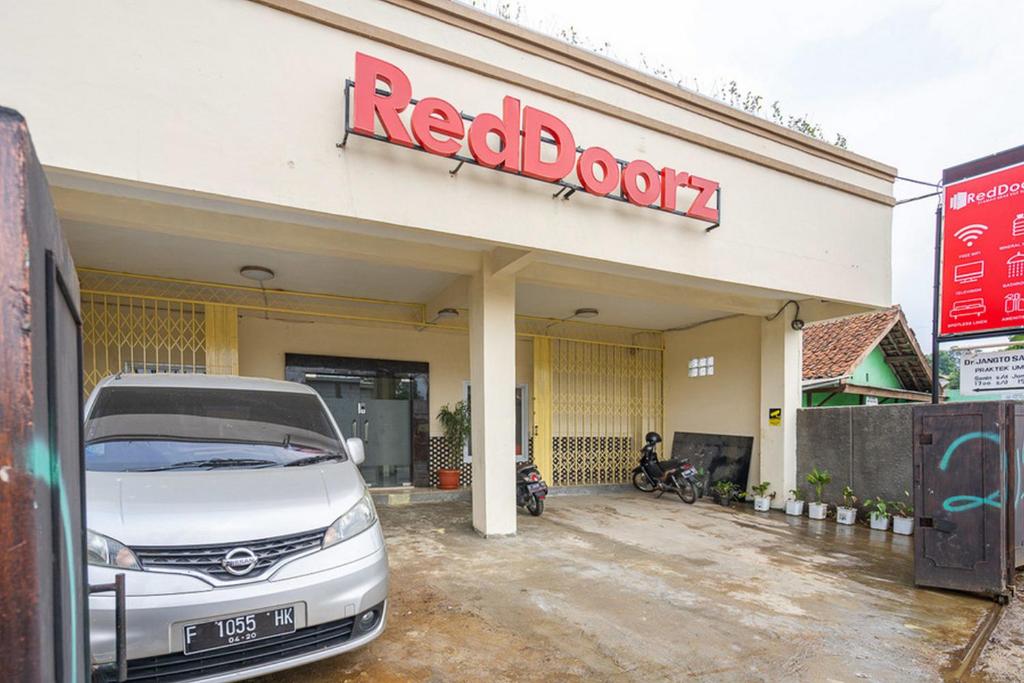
468;0;1024;348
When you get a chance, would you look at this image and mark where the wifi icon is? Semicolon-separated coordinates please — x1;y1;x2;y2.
954;223;988;246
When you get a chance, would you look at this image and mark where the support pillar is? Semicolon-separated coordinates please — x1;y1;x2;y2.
759;311;802;507
469;256;517;536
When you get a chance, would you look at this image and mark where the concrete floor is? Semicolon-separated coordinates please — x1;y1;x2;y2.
257;492;999;682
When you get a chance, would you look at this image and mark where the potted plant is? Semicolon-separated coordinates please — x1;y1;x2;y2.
836;485;858;526
751;481;774;512
892;490;914;536
805;467;832;520
436;401;470;490
785;488;805;516
712;480;739;507
866;497;891;531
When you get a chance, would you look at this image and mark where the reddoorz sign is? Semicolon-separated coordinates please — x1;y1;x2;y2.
343;53;722;228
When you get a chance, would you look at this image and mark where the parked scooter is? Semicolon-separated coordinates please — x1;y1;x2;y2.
631;432;699;504
517;462;548;516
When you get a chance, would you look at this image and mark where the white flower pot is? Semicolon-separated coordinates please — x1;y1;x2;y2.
785;499;804;516
870;512;890;531
754;496;771;512
892;515;914;536
808;502;827;520
836;506;857;525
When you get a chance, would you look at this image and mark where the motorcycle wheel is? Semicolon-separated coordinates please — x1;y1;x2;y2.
632;470;656;493
675;477;697;504
527;495;544;516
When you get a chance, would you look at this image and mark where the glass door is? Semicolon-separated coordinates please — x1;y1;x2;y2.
286;354;428;488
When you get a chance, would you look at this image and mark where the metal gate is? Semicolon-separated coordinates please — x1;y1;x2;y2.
539;337;662;486
913;401;1021;600
80;291;239;397
1;108;90;682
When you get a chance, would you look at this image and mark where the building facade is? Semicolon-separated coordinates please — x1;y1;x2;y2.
0;0;896;535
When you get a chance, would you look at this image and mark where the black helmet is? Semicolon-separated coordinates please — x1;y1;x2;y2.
645;431;662;445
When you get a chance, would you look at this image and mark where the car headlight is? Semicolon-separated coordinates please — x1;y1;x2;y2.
86;529;140;570
323;491;377;549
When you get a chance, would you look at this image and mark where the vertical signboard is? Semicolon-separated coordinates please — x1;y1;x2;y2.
940;161;1024;337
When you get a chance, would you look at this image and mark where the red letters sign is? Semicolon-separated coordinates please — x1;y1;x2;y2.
345;53;721;227
940;162;1024;336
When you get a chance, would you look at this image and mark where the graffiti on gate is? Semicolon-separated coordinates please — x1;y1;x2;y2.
938;431;1003;512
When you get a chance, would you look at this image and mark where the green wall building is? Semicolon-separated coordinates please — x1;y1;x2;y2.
802;306;932;407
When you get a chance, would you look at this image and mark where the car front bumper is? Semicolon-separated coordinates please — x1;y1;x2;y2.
89;526;388;682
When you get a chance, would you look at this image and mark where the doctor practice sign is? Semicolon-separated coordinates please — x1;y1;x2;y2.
960;348;1024;395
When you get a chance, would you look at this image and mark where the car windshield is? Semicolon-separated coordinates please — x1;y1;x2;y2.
85;386;346;472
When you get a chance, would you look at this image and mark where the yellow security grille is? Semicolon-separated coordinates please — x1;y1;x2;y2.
549;339;662;486
81;291;238;397
82;293;206;394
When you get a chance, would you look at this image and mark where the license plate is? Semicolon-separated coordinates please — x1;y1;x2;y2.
527;482;545;493
681;466;696;476
183;605;296;655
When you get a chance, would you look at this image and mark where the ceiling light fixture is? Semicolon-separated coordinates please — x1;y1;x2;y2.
239;265;275;282
430;307;460;323
545;307;600;330
572;307;599;319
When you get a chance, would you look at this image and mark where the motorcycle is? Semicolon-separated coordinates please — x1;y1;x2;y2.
517;462;548;516
631;431;699;504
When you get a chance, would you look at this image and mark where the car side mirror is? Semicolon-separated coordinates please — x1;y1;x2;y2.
346;437;366;466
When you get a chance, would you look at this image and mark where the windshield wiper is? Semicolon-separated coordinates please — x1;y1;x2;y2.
283;454;346;467
141;458;279;472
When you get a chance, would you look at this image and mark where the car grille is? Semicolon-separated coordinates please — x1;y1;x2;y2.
104;614;363;683
132;528;326;580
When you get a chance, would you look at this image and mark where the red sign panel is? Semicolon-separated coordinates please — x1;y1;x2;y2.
940;162;1024;337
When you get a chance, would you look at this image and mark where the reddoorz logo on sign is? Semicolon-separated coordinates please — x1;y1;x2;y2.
347;53;721;224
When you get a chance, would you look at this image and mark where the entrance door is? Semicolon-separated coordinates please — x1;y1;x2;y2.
913;402;1012;597
285;354;429;487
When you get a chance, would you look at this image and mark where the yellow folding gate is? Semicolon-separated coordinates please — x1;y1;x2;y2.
532;336;663;487
81;291;238;397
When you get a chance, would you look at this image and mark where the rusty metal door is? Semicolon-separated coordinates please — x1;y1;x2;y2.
913;402;1013;599
0;107;89;681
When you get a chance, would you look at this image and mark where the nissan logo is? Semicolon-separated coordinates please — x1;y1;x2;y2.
221;547;259;576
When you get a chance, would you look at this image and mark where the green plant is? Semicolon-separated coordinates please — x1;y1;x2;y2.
841;485;857;508
805;467;832;503
751;481;774;498
713;480;739;500
866;497;892;518
893;490;914;518
436;401;471;469
788;487;806;501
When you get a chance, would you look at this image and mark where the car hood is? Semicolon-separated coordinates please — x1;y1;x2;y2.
87;464;365;546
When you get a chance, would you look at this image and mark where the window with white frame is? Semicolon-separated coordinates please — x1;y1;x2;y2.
688;356;715;377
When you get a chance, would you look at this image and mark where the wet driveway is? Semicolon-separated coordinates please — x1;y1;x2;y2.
256;492;996;682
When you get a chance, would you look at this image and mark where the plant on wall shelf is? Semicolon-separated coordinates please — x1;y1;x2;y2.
435;401;470;488
805;468;832;519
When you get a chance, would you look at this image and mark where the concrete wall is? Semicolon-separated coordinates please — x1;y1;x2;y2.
796;404;914;505
664;316;762;486
237;315;532;435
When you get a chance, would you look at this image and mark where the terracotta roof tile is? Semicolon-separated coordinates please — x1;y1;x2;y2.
802;307;900;381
